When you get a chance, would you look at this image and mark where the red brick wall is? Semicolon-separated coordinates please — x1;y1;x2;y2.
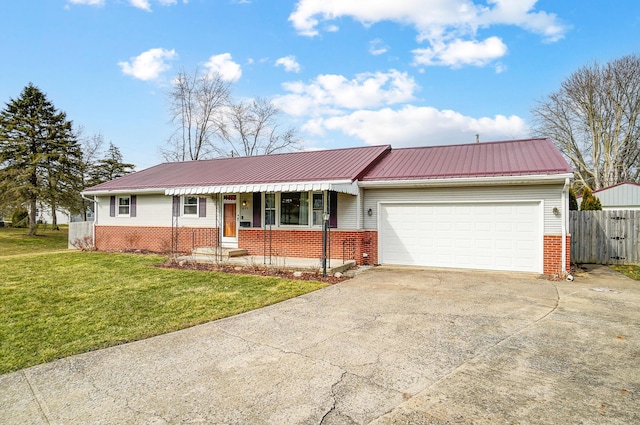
238;229;378;265
543;235;571;275
95;226;218;253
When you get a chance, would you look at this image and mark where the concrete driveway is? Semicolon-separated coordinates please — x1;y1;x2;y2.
1;265;639;424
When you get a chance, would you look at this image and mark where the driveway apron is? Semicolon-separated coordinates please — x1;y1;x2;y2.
1;266;638;424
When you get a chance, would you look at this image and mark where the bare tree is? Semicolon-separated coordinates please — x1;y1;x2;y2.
532;54;640;190
162;67;232;161
217;97;302;157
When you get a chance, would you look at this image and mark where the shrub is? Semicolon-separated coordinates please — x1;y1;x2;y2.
569;188;578;211
11;210;29;228
580;187;603;211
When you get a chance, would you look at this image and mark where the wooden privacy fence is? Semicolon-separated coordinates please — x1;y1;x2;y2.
570;210;640;264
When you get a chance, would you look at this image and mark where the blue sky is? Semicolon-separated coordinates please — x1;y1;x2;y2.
1;1;639;169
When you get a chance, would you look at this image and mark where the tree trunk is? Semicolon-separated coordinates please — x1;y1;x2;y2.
51;203;59;230
29;198;37;236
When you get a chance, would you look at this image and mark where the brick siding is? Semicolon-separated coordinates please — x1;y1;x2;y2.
238;228;378;265
95;226;218;253
543;235;571;275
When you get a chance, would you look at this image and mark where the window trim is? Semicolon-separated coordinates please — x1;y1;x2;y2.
280;192;310;226
264;193;277;227
312;191;325;227
182;195;199;216
117;196;131;217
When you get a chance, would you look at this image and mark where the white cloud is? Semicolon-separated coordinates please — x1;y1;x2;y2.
275;55;301;73
303;105;529;147
204;53;242;82
67;0;105;5
68;0;185;10
275;69;418;116
130;0;151;11
118;48;176;81
369;38;388;56
289;0;567;67
413;36;507;67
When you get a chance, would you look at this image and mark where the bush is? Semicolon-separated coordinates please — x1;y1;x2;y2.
11;210;29;228
569;188;578;211
580;187;603;211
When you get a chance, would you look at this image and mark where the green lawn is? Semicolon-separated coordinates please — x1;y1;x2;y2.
0;226;69;256
610;264;640;280
0;251;326;374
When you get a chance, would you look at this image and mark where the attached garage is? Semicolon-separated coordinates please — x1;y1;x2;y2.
378;202;542;273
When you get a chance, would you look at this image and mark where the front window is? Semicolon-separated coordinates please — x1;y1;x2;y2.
183;196;198;215
312;192;324;226
118;196;130;216
281;192;308;225
265;193;276;226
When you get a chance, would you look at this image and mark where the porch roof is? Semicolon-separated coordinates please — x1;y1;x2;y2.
164;180;360;196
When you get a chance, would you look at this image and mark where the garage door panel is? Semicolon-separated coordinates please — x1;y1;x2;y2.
380;202;541;273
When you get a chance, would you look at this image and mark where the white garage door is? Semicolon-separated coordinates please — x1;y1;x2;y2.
379;202;542;273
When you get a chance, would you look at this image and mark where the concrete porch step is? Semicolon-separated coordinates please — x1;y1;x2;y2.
191;247;248;258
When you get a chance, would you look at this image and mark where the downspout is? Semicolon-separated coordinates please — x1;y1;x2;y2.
561;178;570;276
80;193;97;249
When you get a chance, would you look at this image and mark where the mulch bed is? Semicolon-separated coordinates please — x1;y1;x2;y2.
156;259;350;284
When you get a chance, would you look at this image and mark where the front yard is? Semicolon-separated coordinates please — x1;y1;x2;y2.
0;249;326;374
0;225;69;256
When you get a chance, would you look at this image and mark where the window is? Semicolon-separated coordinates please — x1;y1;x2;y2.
281;192;308;225
265;193;276;226
183;196;198;215
118;196;130;216
312;192;324;226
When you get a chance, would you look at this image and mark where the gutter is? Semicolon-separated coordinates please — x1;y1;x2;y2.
81;187;166;196
561;177;570;277
358;173;575;188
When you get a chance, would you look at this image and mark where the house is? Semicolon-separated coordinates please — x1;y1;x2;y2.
82;138;573;275
577;182;640;210
36;204;70;226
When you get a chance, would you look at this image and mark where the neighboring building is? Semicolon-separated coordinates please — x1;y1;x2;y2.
82;138;573;275
36;204;70;226
577;182;640;210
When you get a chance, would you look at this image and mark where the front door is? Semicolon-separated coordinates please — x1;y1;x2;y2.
222;195;238;247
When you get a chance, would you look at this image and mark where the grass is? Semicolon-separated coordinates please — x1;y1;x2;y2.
610;264;640;280
0;251;326;374
0;225;69;256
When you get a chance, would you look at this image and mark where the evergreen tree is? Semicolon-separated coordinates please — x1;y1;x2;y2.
87;142;135;187
579;187;603;211
569;188;578;211
0;83;83;234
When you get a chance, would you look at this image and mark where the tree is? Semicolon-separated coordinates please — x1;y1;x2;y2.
569;188;578;211
0;83;83;235
532;54;640;191
88;142;135;186
217;97;302;157
579;187;602;211
162;67;232;161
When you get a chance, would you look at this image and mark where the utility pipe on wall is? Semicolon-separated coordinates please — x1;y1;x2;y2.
561;177;570;275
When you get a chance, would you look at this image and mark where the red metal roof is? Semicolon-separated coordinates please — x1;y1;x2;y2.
85;138;572;193
85;145;391;192
361;138;572;181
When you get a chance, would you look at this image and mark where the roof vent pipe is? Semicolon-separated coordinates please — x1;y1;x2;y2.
475;134;479;143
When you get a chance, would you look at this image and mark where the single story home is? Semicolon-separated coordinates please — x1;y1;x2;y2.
577;182;640;210
82;138;573;275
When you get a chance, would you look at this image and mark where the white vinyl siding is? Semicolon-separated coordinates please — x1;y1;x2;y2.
337;192;357;229
96;195;218;227
364;184;564;235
